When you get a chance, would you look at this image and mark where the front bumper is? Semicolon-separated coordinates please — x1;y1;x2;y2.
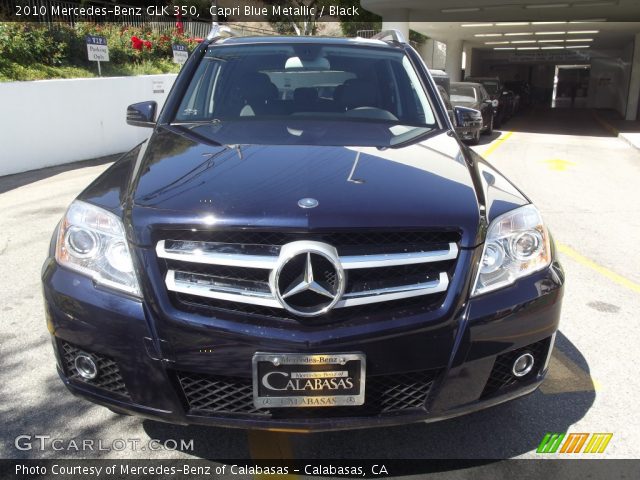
42;255;564;432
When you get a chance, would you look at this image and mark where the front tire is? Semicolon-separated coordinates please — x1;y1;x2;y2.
483;115;494;135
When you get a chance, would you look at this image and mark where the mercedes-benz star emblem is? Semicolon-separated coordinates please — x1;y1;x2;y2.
298;198;319;209
270;241;345;317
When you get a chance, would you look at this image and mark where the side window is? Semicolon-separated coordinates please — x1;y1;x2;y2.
177;61;219;120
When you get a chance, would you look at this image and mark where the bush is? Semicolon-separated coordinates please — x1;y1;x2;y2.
0;22;198;81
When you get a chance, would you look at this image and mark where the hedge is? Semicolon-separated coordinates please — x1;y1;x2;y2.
0;22;201;81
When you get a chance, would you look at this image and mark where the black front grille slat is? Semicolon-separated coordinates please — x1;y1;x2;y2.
177;370;441;418
60;342;130;399
158;230;461;255
174;291;446;325
345;262;447;294
165;260;270;284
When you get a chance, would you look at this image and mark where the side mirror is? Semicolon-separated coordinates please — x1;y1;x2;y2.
126;101;157;128
453;106;481;128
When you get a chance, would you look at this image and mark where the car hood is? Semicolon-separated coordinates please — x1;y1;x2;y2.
128;126;484;247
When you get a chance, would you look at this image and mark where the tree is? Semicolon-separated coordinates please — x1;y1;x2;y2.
336;0;381;37
264;0;333;36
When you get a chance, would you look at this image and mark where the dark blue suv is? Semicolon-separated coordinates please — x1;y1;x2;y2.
42;28;564;431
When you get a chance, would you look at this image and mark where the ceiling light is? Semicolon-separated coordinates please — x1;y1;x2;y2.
461;23;494;27
565;38;594;42
532;21;566;24
569;19;606;22
541;46;565;49
505;32;532;36
474;33;503;37
442;7;480;13
537;39;566;43
517;47;541;50
496;22;530;26
494;47;516;50
485;41;510;44
525;3;570;8
568;30;599;34
511;40;537;43
573;1;616;6
566;45;591;48
535;31;566;35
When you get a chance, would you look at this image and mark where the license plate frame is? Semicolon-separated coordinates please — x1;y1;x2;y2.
252;352;366;409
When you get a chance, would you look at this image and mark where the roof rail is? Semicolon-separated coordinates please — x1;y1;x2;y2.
207;23;238;42
371;29;407;44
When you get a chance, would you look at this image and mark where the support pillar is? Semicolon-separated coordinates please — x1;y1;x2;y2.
382;10;409;43
445;38;464;82
625;32;640;121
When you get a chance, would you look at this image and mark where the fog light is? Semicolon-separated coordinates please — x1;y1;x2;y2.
512;352;535;377
74;354;98;380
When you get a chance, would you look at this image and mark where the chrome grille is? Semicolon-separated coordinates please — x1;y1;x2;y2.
156;230;460;321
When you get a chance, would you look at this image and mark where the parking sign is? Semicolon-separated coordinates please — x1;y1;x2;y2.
86;35;109;62
172;44;189;65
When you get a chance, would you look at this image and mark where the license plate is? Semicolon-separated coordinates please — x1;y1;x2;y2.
252;353;365;408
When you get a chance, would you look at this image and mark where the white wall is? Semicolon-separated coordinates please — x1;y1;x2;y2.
0;74;177;177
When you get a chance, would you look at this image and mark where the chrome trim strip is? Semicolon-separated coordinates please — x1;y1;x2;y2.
165;270;281;307
156;240;278;269
335;273;449;308
340;243;458;269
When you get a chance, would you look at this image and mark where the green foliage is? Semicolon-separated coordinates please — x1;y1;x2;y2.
0;22;196;81
337;0;382;37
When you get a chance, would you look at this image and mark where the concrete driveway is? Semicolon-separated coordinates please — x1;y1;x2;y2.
1;108;638;461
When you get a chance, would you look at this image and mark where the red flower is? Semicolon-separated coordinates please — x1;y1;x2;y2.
131;36;143;50
144;40;152;49
194;37;203;43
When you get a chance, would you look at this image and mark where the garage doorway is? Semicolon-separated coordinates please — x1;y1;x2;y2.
552;65;590;108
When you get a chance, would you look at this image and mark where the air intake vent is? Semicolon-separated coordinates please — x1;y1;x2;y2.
177;369;441;418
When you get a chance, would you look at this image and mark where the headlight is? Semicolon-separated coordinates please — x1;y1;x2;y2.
472;204;551;296
55;200;141;297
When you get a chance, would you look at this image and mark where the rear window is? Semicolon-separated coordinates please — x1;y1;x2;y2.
173;43;440;147
482;81;499;95
450;84;477;103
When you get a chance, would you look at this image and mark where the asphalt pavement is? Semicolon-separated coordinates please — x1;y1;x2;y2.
1;107;639;461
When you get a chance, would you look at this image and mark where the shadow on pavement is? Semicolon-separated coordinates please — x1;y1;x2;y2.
476;130;501;145
143;329;594;461
0;154;121;195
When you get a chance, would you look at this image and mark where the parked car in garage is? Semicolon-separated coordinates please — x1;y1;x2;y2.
430;69;450;94
464;76;509;126
437;85;483;144
450;82;495;137
42;29;563;432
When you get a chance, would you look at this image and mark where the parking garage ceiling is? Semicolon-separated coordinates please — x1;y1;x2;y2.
410;21;640;51
362;0;640;51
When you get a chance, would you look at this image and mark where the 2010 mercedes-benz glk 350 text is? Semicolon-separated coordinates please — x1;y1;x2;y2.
42;29;564;431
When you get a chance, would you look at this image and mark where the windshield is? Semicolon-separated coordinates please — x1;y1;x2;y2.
173;43;439;147
481;81;499;95
450;84;477;103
